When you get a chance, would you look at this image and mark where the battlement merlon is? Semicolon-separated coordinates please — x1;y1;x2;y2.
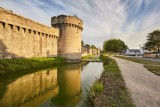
51;15;83;31
0;7;59;37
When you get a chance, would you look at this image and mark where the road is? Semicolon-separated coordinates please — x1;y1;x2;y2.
111;57;160;107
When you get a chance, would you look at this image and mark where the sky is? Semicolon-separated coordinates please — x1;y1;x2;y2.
0;0;160;49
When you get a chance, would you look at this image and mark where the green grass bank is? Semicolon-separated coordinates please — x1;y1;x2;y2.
0;57;65;73
82;54;101;62
116;56;160;76
89;56;135;107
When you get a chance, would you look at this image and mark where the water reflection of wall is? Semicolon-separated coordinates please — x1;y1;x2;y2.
0;68;58;107
52;63;82;106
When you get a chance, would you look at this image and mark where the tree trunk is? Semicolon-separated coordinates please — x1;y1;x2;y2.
158;44;160;53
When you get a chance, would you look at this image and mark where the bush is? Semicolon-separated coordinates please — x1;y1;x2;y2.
99;54;112;63
99;55;106;61
82;54;94;59
92;82;104;94
0;57;65;73
86;81;104;106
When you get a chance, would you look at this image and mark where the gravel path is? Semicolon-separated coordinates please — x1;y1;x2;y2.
111;57;160;107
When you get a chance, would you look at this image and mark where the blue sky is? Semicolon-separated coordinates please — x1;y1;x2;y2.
0;0;160;49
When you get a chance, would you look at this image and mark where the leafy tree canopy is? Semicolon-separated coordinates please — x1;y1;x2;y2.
85;44;90;48
81;40;84;46
91;45;96;49
144;30;160;53
103;39;128;53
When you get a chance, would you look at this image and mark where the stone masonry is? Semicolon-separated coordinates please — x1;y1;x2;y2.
0;7;59;58
51;15;83;62
0;7;84;61
81;46;101;57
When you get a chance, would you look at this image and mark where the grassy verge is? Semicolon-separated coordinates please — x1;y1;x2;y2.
82;54;101;62
116;56;160;76
87;81;104;105
0;57;65;73
88;56;135;107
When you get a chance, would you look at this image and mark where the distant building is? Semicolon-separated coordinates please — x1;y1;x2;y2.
139;47;150;54
125;49;141;56
81;46;100;57
81;46;90;56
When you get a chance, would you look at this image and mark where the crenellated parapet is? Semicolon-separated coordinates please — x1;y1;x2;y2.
51;15;83;31
0;21;59;39
0;8;59;38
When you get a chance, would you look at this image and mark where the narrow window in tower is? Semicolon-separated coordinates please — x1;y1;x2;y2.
66;23;68;27
60;23;61;27
62;23;65;28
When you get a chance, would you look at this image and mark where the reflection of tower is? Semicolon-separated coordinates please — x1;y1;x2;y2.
51;15;83;62
52;63;82;106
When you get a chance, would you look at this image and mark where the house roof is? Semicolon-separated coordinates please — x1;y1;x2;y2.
128;49;140;52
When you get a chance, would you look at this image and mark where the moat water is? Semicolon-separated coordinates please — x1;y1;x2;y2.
0;62;103;107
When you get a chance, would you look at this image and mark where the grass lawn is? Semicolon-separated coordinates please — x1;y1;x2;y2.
82;54;101;62
116;56;160;76
89;56;135;107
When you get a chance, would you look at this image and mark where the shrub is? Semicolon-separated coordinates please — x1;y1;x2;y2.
92;82;104;94
86;81;104;106
0;57;65;73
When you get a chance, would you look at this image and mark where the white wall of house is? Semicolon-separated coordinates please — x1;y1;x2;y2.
139;48;150;54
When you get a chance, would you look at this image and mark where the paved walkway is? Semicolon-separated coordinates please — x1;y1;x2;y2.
111;57;160;107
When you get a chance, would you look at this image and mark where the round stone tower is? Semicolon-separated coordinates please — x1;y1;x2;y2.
51;15;83;62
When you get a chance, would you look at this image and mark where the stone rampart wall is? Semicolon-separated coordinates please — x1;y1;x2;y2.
82;46;101;57
0;7;59;58
81;46;89;57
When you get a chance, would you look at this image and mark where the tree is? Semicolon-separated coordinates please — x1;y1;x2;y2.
103;39;128;54
81;40;84;46
91;45;96;49
144;30;160;53
85;44;90;48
